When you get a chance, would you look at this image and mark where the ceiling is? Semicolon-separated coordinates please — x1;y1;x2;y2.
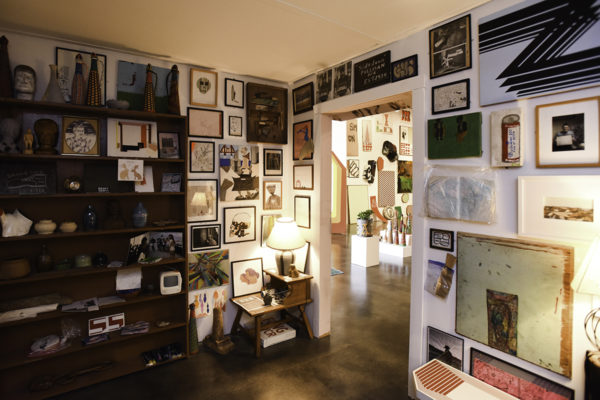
0;0;489;83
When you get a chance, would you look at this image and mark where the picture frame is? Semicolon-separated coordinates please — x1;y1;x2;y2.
429;228;454;252
353;50;391;93
293;165;314;190
158;132;180;159
293;120;314;160
292;82;314;115
56;47;106;105
231;257;263;298
294;196;311;229
347;159;359;178
187;179;218;222
427;326;464;370
261;214;282;246
427;112;482;159
106;118;158;158
429;14;471;79
223;206;256;244
470;348;574;400
535;96;600;168
263;180;282;210
134;166;154;193
391;54;418;82
431;79;470;114
161;172;182;192
228;115;243;137
61;116;100;156
219;144;260;201
117;159;144;181
224;78;244;108
333;61;352;98
190;224;221;251
189;140;215;173
116;61;171;113
246;82;288;144
190;68;218;107
188;249;230;290
518;175;600;241
263;148;283;176
316;69;332;103
188;107;223;138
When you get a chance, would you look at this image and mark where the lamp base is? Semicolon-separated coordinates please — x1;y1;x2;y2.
586;350;600;400
275;250;295;275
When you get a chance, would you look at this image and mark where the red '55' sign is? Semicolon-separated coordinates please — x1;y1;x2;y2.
88;313;125;336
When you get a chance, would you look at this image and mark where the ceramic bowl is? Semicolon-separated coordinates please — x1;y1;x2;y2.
59;221;77;233
34;219;56;235
0;257;31;279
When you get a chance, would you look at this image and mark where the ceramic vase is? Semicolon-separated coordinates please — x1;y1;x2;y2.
132;202;147;228
86;53;101;106
143;64;157;112
34;219;56;235
41;64;65;103
83;204;98;231
356;219;372;237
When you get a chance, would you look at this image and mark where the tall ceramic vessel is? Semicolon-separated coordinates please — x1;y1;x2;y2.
42;64;64;103
70;53;85;105
143;64;157;112
86;53;101;106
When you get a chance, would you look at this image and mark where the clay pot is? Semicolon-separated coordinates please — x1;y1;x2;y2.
34;219;56;235
59;221;77;233
0;257;30;279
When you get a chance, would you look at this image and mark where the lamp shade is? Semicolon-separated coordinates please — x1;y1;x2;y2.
266;217;306;251
572;236;600;295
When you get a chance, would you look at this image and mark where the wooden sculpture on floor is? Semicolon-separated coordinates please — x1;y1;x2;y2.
203;305;234;355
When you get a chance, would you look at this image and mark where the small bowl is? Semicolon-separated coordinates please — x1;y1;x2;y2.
34;219;56;235
0;257;31;279
59;221;77;233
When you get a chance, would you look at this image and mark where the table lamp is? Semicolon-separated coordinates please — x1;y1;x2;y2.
266;217;306;276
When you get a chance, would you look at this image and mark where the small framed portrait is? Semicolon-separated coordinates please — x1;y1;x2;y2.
293;165;314;190
229;115;243;137
190;224;221;251
158;132;180;159
429;228;454;252
391;54;418;82
61;116;100;156
189;140;215;173
190;68;217;107
264;148;283;176
188;107;223;139
225;78;244;108
431;79;470;115
231;257;263;298
294;196;311;229
187;179;218;222
429;14;472;79
223;206;256;244
263;181;282;210
292;82;314;115
293;120;314;160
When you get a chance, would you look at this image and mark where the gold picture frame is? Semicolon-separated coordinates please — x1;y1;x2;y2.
61;116;100;156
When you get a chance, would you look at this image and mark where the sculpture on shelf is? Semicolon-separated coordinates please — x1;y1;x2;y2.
166;65;180;115
70;53;85;105
0;117;21;153
14;65;36;100
0;208;33;237
33;119;58;154
143;64;157;112
41;65;65;103
85;53;101;106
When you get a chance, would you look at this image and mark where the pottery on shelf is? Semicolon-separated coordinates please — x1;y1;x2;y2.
0;257;30;280
33;118;58;155
132;202;148;228
166;64;180;115
59;221;77;233
41;64;65;103
86;53;101;106
34;219;57;235
70;53;85;105
74;254;92;268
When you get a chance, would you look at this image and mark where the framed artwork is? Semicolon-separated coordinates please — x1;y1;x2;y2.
263;148;283;176
134;166;154;193
261;214;282;246
161;172;182;192
189;140;215;173
536;96;600;168
190;68;218;107
346;119;358;156
391;54;418;82
333;61;352;98
429;228;454;252
293;120;314;160
397;160;412;193
316;69;332;103
231;258;263;298
223;206;256;244
224;78;244;108
187;179;218;222
117;159;143;181
117;61;170;112
246;83;287;144
61;117;99;156
518;175;600;241
263;180;282;210
470;348;574;400
490;108;523;167
219;144;260;201
188;249;230;290
293;82;314;115
399;125;413;156
427;326;464;370
228;115;243;137
347;159;359;178
188;107;223;138
56;47;106;105
190;224;221;251
293;165;313;190
158;132;180;159
432;79;470;114
106;118;158;158
294;196;311;229
354;50;391;93
456;232;574;377
429;14;471;79
427;112;482;159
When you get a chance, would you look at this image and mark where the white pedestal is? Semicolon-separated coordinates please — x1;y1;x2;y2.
351;235;379;267
379;240;411;261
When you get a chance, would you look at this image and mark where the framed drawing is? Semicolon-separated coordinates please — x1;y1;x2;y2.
61;117;99;156
427;326;464;370
187;179;218;222
316;69;332;103
261;214;282;246
117;61;170;112
228;115;242;137
246;83;287;144
353;50;390;93
456;232;574;377
56;48;106;105
263;180;282;210
391;54;418;82
292;82;314;115
294;196;311;229
134;166;154;192
429;14;471;79
470;348;574;400
490;108;523;168
188;107;223;139
117;159;143;181
190;224;221;251
158;132;180;159
223;206;256;244
293;120;314;161
427;112;482;159
219;144;260;201
224;78;244;108
432;79;470;114
536;96;600;168
190;68;217;107
429;228;454;252
231;258;263;298
188;249;230;290
263;148;283;176
518;175;600;241
106;118;158;158
293;165;313;190
189;140;215;173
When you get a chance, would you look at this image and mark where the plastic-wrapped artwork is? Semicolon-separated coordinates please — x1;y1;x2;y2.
424;166;496;224
0;209;33;237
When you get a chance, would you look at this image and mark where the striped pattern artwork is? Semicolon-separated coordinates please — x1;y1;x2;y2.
414;360;464;396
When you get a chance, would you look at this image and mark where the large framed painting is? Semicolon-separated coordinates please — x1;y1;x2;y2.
188;249;230;290
190;68;217;107
246;82;287;144
106;118;158;158
456;232;574;378
117;61;170;112
219;144;259;201
427;326;464;370
427;112;482;159
223;206;256;244
56;47;106;105
429;15;471;79
231;258;263;298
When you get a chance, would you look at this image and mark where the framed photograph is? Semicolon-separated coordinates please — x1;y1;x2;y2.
190;224;221;251
117;159;144;181
223;206;256;244
106;118;158;158
391;54;418;82
429;14;471;79
429;228;454;252
246;83;287;144
161;172;182;192
432;79;470;114
427;326;464;370
333;61;352;98
225;78;244;108
316;69;332;103
490;108;523;168
470;348;574;400
353;50;391;93
294;196;311;229
263;148;283;176
229;115;243;137
293;165;314;190
293;120;314;160
187;179;218;222
190;68;217;107
219;144;260;201
536;96;600;168
292;82;314;115
188;107;223;138
263;180;282;210
518;175;600;241
427;112;481;159
188;249;230;290
61;116;100;156
158;132;180;159
261;214;281;246
189;140;215;173
56;48;106;105
231;258;263;298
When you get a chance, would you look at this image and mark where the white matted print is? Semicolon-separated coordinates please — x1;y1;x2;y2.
225;78;244;108
293;165;314;190
134;166;154;192
490;108;523;167
118;159;144;181
231;258;263;298
190;68;217;107
107;119;158;158
294;196;311;229
188;108;223;138
187;179;218;222
229;116;243;137
223;206;256;244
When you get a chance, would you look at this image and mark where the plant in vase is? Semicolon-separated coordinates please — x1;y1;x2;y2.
356;209;374;237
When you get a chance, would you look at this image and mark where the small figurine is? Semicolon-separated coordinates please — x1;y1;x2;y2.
23;128;34;154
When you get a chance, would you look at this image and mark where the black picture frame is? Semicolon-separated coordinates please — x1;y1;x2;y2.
223;206;256;244
353;50;391;93
429;228;454;252
246;82;287;144
427;326;464;371
158;132;180;159
187;107;223;139
160;172;182;192
432;79;470;115
190;224;221;251
263;148;283;176
188;179;219;222
228;115;243;137
429;14;472;79
293;82;314;115
231;257;263;298
224;78;244;108
189;140;215;173
391;54;418;82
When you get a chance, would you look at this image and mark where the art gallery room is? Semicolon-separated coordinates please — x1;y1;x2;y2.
0;0;599;399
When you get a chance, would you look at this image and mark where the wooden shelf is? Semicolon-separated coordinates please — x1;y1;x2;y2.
0;192;184;200
0;153;184;163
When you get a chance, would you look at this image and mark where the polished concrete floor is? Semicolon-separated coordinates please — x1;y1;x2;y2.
54;233;411;400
